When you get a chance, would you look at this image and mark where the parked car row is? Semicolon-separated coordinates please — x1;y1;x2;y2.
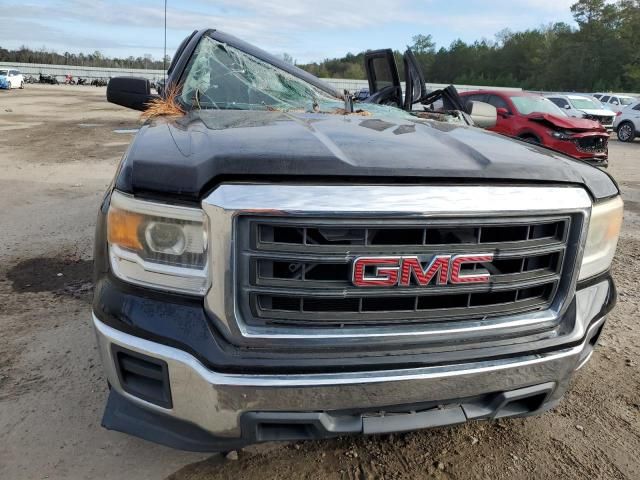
0;67;162;89
458;90;609;166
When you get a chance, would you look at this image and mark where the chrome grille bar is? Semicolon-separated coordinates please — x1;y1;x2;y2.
202;184;591;348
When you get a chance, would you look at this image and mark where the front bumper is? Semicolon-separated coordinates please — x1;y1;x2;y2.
94;292;608;451
543;135;608;163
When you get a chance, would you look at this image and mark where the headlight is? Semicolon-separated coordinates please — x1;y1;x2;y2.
580;196;623;281
551;130;572;140
107;191;209;295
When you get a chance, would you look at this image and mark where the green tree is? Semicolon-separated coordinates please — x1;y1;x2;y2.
411;34;435;54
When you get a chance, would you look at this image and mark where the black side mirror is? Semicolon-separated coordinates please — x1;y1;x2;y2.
107;77;157;111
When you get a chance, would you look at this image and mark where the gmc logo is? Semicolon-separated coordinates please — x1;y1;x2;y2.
352;254;494;287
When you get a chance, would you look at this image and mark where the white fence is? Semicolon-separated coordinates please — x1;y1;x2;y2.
0;62;165;82
1;62;524;94
9;62;640;96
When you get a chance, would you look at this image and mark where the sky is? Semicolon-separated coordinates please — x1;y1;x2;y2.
0;0;578;63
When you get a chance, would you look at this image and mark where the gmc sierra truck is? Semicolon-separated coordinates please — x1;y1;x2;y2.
94;29;623;452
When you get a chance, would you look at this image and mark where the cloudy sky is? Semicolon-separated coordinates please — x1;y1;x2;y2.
0;0;577;63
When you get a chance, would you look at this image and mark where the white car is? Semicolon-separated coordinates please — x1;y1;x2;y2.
0;69;24;89
592;93;636;113
546;94;617;130
613;100;640;142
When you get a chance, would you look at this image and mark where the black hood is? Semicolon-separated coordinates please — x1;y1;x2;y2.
115;110;618;202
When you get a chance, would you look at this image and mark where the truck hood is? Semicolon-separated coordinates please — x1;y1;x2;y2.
116;109;618;201
527;113;605;131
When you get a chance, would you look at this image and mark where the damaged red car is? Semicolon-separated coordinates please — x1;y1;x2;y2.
459;90;609;167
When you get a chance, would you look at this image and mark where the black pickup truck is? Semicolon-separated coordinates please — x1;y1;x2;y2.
94;29;622;452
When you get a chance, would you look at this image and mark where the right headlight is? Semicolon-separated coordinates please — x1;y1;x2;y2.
579;196;623;281
107;190;209;295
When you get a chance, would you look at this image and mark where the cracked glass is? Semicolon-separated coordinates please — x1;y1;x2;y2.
180;36;340;112
178;34;467;126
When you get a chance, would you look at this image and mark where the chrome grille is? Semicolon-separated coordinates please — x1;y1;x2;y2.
203;184;590;347
584;114;614;126
236;216;575;328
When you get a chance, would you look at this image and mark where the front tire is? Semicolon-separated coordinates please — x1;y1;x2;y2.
617;122;636;142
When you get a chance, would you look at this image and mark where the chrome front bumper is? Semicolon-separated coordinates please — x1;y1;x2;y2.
93;310;605;440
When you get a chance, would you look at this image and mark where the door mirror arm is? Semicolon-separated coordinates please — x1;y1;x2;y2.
496;107;511;118
363;85;402;106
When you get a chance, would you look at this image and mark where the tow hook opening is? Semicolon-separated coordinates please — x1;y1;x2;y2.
112;346;173;409
494;392;549;418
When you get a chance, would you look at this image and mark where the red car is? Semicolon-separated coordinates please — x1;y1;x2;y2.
459;90;609;166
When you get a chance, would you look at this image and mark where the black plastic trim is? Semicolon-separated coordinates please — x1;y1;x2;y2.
112;345;173;409
102;382;559;452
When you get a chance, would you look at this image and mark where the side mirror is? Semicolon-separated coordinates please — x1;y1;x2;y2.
107;77;157;111
612;101;619;106
469;101;497;128
496;107;510;118
564;104;571;109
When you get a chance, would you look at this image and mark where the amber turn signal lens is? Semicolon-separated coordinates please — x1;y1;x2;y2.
107;207;143;251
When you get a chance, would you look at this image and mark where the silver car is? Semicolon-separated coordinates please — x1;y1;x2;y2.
593;93;637;113
546;94;616;130
613;100;640;142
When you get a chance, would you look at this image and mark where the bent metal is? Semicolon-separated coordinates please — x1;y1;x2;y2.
352;254;494;287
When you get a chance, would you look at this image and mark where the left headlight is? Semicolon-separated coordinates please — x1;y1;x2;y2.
579;196;623;281
107;190;209;295
551;130;573;140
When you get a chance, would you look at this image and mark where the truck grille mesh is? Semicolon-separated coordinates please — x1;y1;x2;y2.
575;136;608;154
236;216;576;328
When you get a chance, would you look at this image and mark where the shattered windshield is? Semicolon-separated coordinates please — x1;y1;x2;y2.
180;35;340;111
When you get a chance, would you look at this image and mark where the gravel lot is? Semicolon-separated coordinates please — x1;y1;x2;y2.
1;85;639;480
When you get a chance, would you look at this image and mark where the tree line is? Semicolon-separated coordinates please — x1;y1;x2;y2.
0;46;170;70
0;0;638;91
298;0;640;92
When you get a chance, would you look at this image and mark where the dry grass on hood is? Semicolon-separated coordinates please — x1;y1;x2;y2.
141;83;185;120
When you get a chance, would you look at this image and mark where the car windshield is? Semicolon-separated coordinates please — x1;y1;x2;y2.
620;97;634;105
509;95;566;116
180;35;341;112
569;97;599;109
0;70;7;76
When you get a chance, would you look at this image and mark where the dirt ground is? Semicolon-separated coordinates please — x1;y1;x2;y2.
0;85;639;480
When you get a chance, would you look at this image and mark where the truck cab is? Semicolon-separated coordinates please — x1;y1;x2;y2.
94;29;622;452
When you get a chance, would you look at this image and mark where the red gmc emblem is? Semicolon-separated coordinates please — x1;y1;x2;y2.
352;254;494;287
